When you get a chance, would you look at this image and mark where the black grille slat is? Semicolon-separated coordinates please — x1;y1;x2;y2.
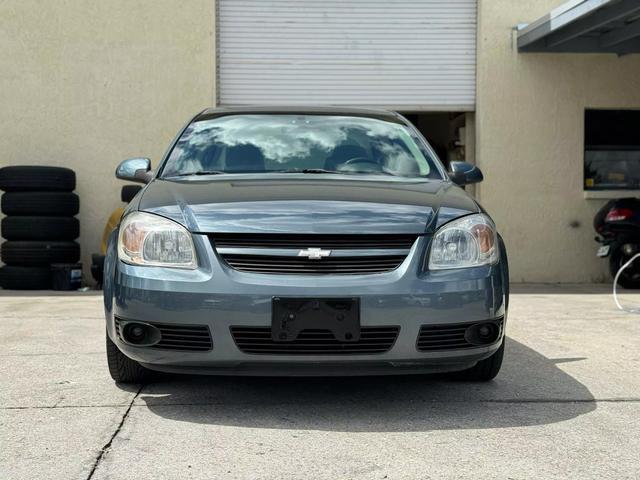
211;234;417;250
155;323;212;351
417;340;470;346
416;320;503;352
417;334;468;341
156;338;212;344
155;327;210;334
159;332;211;338
231;326;399;355
231;338;392;343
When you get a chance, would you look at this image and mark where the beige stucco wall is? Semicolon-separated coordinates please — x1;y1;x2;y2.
0;0;215;281
476;0;640;282
2;0;639;285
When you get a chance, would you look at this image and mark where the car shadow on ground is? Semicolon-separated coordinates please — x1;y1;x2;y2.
131;338;595;432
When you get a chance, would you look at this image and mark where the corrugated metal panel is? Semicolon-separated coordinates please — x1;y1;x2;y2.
217;0;477;111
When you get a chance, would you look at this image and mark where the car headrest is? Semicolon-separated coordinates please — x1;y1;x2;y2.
225;144;265;172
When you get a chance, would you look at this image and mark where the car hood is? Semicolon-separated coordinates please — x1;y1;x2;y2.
137;176;480;234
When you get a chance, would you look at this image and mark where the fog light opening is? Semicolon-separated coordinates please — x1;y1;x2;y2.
478;325;491;338
129;326;145;340
464;321;500;346
121;321;161;347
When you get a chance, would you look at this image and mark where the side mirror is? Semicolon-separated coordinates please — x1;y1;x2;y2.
448;161;483;186
115;158;153;184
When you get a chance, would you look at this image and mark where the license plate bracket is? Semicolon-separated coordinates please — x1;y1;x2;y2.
272;297;360;342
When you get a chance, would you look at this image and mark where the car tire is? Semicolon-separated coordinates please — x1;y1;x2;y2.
1;240;80;266
1;192;80;216
452;339;505;382
0;166;76;192
106;332;153;383
0;265;53;290
1;217;79;241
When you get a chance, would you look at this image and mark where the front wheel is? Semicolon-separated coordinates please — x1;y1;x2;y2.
452;340;505;381
610;248;640;289
106;332;153;384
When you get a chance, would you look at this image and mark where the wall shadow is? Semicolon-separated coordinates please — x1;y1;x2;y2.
132;338;596;432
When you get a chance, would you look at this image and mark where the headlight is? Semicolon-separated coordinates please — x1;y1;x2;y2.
117;212;197;269
428;214;498;270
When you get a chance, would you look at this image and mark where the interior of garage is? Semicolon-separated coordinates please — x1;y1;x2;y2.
402;112;473;170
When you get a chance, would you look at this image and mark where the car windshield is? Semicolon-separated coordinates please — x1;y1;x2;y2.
160;114;443;179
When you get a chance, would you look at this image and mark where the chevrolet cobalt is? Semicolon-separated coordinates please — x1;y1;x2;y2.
104;107;509;383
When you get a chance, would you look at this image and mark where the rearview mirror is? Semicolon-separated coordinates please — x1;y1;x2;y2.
448;161;483;186
116;158;153;184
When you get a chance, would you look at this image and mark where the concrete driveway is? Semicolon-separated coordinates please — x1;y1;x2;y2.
1;285;639;479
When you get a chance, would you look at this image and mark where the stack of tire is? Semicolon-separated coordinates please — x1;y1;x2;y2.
0;166;80;290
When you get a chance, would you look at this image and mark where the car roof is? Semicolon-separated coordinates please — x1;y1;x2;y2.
195;106;404;123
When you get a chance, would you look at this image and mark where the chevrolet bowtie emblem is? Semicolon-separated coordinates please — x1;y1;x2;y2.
297;248;332;260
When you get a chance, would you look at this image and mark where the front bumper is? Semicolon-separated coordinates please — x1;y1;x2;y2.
105;234;507;375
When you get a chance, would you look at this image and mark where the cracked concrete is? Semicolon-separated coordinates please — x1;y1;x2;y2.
85;386;142;480
1;285;640;479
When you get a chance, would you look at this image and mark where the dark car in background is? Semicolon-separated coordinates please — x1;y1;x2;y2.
104;107;509;383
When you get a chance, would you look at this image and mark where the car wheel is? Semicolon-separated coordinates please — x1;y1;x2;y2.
452;339;505;381
1;192;80;216
0;166;76;192
106;332;153;384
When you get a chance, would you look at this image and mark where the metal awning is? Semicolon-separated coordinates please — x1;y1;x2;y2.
518;0;640;55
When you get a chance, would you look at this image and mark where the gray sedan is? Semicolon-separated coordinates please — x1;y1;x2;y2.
104;107;509;382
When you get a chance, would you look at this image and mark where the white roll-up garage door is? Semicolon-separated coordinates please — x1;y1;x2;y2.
217;0;476;111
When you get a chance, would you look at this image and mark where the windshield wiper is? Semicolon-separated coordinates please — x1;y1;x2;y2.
346;170;399;177
278;168;399;176
169;170;226;177
170;168;401;178
276;168;342;174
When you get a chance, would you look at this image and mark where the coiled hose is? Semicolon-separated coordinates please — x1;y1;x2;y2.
613;252;640;314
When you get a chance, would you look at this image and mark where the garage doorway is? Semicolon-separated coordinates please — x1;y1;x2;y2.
401;112;475;171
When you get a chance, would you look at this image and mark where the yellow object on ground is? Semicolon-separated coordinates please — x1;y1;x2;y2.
101;207;124;255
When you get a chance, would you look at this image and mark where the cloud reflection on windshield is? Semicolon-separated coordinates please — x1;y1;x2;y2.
163;115;431;177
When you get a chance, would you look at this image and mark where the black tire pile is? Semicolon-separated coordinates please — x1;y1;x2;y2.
0;166;80;290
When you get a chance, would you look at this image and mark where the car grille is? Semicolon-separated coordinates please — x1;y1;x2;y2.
416;319;503;352
219;254;407;275
211;233;418;249
115;318;213;352
230;326;399;355
210;234;418;275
